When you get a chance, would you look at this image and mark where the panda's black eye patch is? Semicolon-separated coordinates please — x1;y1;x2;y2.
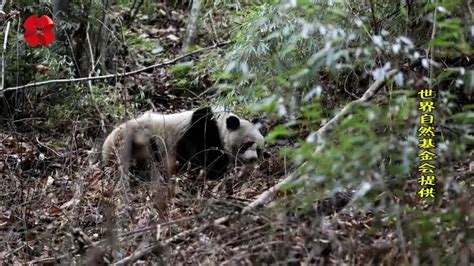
239;141;255;153
226;116;240;130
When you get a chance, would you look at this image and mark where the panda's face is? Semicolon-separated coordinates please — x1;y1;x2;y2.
223;115;264;163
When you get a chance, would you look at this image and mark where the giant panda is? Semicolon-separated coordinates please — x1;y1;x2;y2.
102;106;264;179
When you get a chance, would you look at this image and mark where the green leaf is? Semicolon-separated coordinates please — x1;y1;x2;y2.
266;125;291;142
170;61;194;73
451;111;474;124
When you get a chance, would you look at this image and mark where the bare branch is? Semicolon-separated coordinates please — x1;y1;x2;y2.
0;20;10;96
1;41;231;94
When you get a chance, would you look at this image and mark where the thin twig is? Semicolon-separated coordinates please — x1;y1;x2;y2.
0;244;27;259
368;0;378;34
1;20;11;96
1;41;231;94
344;0;376;45
113;224;209;265
428;2;438;88
85;22;107;133
86;23;96;74
468;0;474;21
35;136;61;157
207;10;219;42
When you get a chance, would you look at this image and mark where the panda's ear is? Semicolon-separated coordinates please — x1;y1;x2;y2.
226;116;240;130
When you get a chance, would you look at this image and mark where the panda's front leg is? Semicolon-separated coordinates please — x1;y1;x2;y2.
128;127;154;179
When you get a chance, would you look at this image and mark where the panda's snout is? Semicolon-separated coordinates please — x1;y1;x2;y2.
241;155;258;164
246;154;258;163
239;149;259;164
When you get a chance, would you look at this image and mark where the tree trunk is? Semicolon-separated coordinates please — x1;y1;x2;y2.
181;0;202;53
73;0;113;77
96;0;112;74
52;0;70;42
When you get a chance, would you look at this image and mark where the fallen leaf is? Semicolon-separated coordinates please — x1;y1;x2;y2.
50;206;61;215
166;34;179;42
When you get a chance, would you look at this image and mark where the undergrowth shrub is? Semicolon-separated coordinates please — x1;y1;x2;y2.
210;0;472;263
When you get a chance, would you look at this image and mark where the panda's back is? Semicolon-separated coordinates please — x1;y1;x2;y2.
136;110;194;150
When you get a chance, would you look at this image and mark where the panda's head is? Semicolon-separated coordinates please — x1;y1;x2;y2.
217;113;265;163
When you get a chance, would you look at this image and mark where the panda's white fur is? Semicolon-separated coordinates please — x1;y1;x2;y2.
102;106;264;178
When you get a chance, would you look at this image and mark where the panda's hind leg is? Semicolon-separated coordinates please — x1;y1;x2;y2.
131;134;172;182
118;122;150;180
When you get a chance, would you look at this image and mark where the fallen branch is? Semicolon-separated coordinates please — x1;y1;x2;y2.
92;215;201;247
215;69;399;225
113;224;209;265
1;41;231;94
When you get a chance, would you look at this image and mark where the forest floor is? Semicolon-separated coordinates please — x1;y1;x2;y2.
1;2;473;265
